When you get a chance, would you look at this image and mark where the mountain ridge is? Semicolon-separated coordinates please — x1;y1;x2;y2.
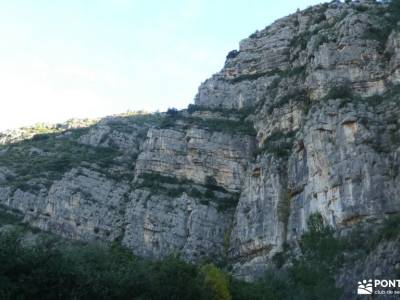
1;1;400;298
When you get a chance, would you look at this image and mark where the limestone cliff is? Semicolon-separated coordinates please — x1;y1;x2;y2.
1;0;400;296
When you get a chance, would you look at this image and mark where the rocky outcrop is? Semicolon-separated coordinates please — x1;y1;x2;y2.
194;0;400;279
1;0;400;288
229;155;288;279
122;189;232;262
0;111;255;264
195;1;395;112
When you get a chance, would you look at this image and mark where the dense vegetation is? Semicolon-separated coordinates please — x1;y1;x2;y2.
0;112;161;193
2;210;398;300
160;108;256;136
0;225;235;300
137;173;240;212
253;130;298;158
360;0;400;49
0;213;335;300
0;128;124;192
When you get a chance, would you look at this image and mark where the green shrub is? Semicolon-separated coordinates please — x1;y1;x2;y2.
249;32;258;39
166;107;179;117
201;118;256;136
205;176;220;190
324;82;353;100
353;4;369;12
187;104;199;114
271;252;286;269
256;131;297;158
288;213;344;300
201;264;231;300
0;207;23;225
215;194;240;212
290;31;311;50
299;213;343;266
366;214;400;250
230;272;288;300
268;88;309;114
148;257;203;300
159;111;256;136
137;173;239;211
314;33;329;48
226;50;239;59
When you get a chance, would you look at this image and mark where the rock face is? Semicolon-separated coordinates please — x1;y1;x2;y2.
1;0;400;291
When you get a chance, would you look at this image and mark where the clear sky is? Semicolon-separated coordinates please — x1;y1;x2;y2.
0;0;325;131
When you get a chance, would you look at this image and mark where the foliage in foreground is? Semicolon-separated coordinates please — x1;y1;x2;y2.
0;227;232;300
1;213;399;300
0;217;339;300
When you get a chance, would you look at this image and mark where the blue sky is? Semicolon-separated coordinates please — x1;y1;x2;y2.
0;0;324;130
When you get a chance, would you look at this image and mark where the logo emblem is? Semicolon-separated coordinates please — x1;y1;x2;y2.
358;279;373;295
